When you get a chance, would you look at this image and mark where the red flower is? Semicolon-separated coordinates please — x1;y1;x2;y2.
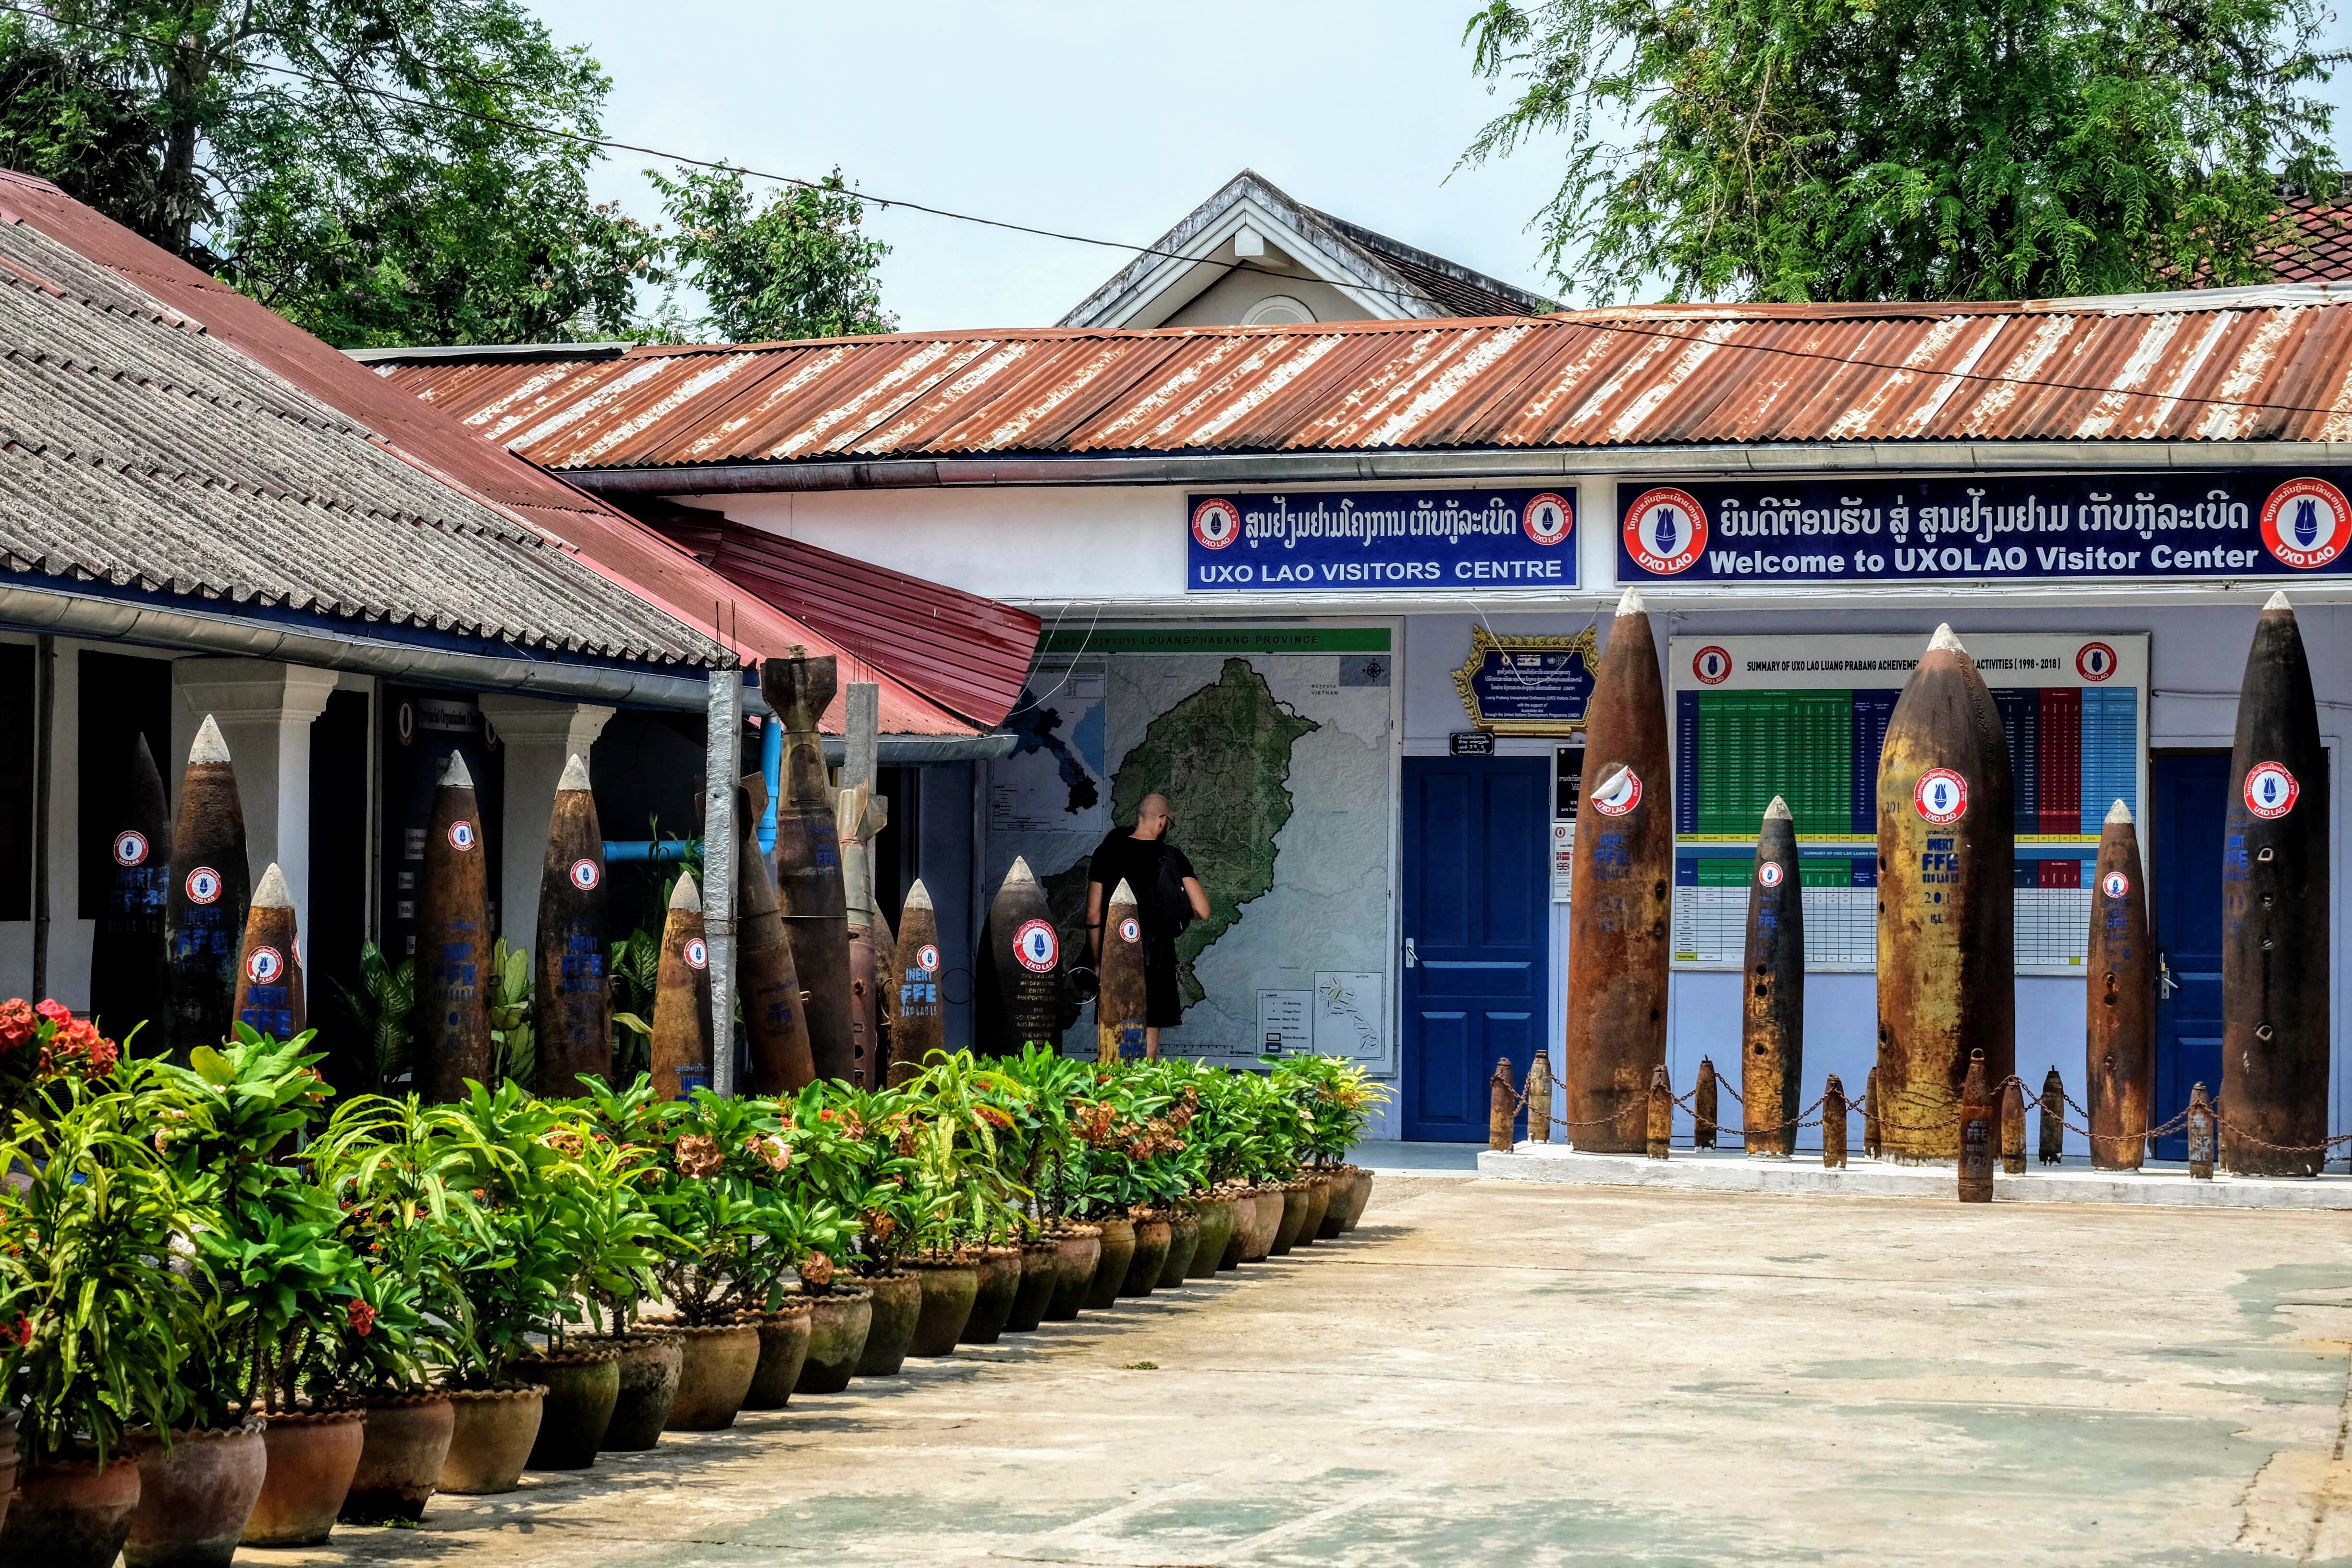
33;999;69;1024
348;1299;376;1337
0;999;34;1056
10;1312;32;1347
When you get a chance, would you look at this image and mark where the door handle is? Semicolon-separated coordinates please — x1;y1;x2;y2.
2158;952;2175;1000
1404;936;1418;968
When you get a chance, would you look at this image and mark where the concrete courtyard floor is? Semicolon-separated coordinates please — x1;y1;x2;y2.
263;1176;2352;1567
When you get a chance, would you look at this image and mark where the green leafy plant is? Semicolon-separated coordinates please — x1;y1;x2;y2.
487;938;537;1091
332;941;415;1096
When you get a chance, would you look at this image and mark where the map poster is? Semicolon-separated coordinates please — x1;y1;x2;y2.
988;666;1106;834
1257;990;1311;1054
1312;973;1385;1061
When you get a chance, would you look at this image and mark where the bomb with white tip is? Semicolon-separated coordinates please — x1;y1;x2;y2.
165;715;251;1058
535;753;612;1096
1742;796;1804;1157
2086;800;2154;1170
417;751;490;1102
650;869;712;1100
233;863;304;1040
976;857;1062;1054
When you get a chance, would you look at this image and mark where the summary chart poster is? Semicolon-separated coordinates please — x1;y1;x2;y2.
1188;489;1576;592
1664;634;2147;976
1618;471;2352;586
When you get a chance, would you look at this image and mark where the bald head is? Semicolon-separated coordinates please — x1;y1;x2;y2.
1133;794;1172;840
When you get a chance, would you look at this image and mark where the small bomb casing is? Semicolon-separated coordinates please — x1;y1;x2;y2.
1875;625;2015;1163
761;659;858;1083
889;879;943;1087
2000;1078;2026;1175
2087;801;2154;1170
417;752;490;1102
1823;1074;1849;1168
1488;1057;1517;1151
89;732;171;1044
1646;1063;1674;1158
1096;878;1147;1065
1743;796;1805;1157
165;716;251;1058
736;782;816;1094
976;857;1062;1054
839;783;889;1087
535;754;611;1097
1564;588;1673;1153
649;870;712;1100
1957;1050;1995;1202
2222;593;2330;1177
1694;1057;1719;1149
1523;1052;1553;1143
232;863;304;1040
1862;1068;1882;1159
2039;1067;2065;1166
2188;1082;2217;1180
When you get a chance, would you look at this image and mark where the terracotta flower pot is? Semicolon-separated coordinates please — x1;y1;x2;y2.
1158;1213;1200;1286
739;1303;815;1410
435;1386;544;1496
125;1421;267;1568
1085;1217;1137;1309
661;1323;761;1430
1186;1199;1234;1280
0;1448;143;1568
0;1406;18;1537
1338;1167;1374;1232
598;1331;683;1451
1123;1217;1171;1296
1295;1176;1334;1244
1240;1188;1285;1261
1002;1243;1059;1333
907;1261;980;1356
854;1272;924;1377
245;1409;367;1545
1043;1225;1101;1320
341;1392;453;1524
794;1286;873;1394
522;1347;621;1468
1270;1182;1311;1254
960;1247;1023;1344
1218;1193;1255;1268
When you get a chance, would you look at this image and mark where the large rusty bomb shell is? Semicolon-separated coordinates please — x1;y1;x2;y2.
869;898;897;1085
535;753;611;1097
976;857;1062;1053
848;924;880;1086
2221;592;2330;1176
649;870;712;1100
738;785;817;1094
889;879;943;1087
1096;878;1148;1064
1874;625;2015;1162
165;715;251;1057
1563;588;1673;1153
232;862;304;1040
2086;801;2154;1170
90;731;170;1044
1742;796;1805;1157
760;660;855;1082
417;751;491;1102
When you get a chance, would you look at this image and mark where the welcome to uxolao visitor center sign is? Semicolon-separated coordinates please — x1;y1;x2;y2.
1187;490;1577;591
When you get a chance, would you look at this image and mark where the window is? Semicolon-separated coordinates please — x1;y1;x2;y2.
1243;294;1315;326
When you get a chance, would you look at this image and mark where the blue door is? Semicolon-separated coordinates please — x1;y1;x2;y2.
2152;752;2229;1159
1400;756;1549;1141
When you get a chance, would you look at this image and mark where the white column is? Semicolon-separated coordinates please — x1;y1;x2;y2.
702;672;742;1095
172;658;340;939
477;696;613;957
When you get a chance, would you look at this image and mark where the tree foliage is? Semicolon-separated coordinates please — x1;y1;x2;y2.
651;164;896;343
1460;0;2345;303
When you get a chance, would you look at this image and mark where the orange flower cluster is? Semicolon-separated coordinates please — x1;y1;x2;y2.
674;1134;723;1178
543;1129;585;1159
800;1250;834;1288
0;999;117;1078
974;1105;1014;1131
1125;1117;1186;1161
744;1134;792;1172
347;1299;376;1338
864;1210;898;1243
1069;1099;1118;1147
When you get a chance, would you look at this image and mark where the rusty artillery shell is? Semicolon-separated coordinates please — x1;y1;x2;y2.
1564;588;1672;1152
1694;1057;1719;1148
1823;1074;1849;1168
869;898;896;1087
1875;625;2015;1163
2188;1081;2217;1180
232;862;304;1040
737;784;817;1094
2000;1078;2026;1175
1523;1051;1553;1143
1646;1063;1673;1159
841;784;888;1086
2039;1067;2065;1166
164;715;251;1058
848;922;880;1086
417;752;490;1102
534;754;611;1097
90;731;171;1044
2086;801;2154;1170
1742;796;1805;1156
2222;592;2330;1177
649;870;712;1100
889;880;943;1087
1489;1057;1518;1151
1862;1067;1882;1159
761;655;857;1082
1957;1050;1995;1202
976;857;1063;1054
1096;878;1148;1065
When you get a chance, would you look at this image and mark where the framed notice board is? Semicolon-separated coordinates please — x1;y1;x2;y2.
1666;634;2148;975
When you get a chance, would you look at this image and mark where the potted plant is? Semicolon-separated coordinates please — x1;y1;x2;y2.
833;1086;935;1377
897;1053;1028;1356
568;1075;687;1449
770;1086;876;1396
992;1047;1081;1333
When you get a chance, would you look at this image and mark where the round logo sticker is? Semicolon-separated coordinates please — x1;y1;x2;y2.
184;866;222;905
1622;487;1708;576
2260;478;2352;570
2244;761;2300;820
915;943;940;973
1190;498;1241;551
1914;768;1969;825
1521;492;1573;547
448;820;478;852
1118;916;1141;944
1591;767;1642;818
245;946;283;985
1691;645;1733;686
684;937;709;970
1014;919;1059;973
2075;642;2118;681
1757;861;1785;888
569;858;600;892
112;830;148;867
2101;870;2131;899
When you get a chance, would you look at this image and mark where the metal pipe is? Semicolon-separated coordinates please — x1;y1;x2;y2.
29;634;52;999
760;718;784;856
604;840;701;863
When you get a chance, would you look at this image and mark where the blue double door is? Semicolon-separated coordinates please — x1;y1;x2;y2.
2150;752;2229;1159
1400;757;1550;1141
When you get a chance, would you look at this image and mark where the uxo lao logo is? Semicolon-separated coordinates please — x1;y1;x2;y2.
1691;645;1733;686
1521;492;1573;547
1191;498;1242;551
2075;642;2118;681
2260;478;2352;570
1015;919;1060;973
1622;488;1708;576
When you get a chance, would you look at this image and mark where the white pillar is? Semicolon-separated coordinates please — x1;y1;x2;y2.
477;696;613;958
172;659;340;940
702;671;742;1094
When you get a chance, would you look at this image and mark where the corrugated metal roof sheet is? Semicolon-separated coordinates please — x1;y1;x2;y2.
377;285;2352;471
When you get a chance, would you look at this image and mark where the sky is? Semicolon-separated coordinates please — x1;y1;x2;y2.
524;0;1573;332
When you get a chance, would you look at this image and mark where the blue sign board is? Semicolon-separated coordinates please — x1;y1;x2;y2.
1617;471;2352;585
1187;489;1577;592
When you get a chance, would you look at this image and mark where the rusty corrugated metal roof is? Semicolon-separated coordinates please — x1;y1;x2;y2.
374;286;2352;471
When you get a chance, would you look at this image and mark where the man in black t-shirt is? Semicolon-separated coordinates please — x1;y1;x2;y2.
1086;793;1211;1054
